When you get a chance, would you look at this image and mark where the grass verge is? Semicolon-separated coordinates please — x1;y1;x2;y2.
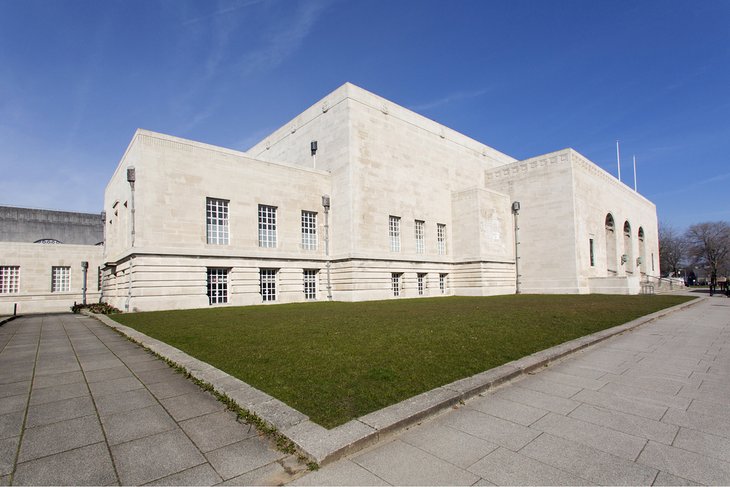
112;294;694;428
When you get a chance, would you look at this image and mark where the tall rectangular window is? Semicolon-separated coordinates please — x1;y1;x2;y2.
437;224;447;255
51;266;70;292
206;198;229;245
415;220;425;254
260;268;277;302
258;205;277;248
303;269;317;300
207;268;228;305
389;216;401;252
589;239;595;267
439;273;448;294
417;273;426;296
0;266;20;294
301;211;317;250
391;273;402;297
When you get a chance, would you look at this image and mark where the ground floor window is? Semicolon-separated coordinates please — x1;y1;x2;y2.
439;273;448;294
260;268;277;302
417;273;426;295
391;273;402;297
0;266;19;294
304;269;317;300
589;239;595;267
51;266;70;292
207;268;228;304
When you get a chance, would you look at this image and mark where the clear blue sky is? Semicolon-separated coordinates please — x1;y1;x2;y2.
1;0;728;230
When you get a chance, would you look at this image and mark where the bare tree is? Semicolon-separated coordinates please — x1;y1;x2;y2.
659;223;686;276
685;221;730;277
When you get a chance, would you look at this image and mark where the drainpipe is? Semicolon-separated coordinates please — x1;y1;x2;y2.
125;261;133;312
125;167;136;312
127;167;136;248
99;211;106;303
81;261;88;305
322;195;332;300
512;201;521;294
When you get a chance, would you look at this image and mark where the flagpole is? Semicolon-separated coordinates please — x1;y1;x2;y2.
616;140;621;181
633;155;637;192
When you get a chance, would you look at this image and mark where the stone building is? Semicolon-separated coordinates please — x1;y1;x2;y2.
100;83;659;312
0;206;104;314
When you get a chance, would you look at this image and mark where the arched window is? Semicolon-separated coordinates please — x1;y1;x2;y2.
34;238;62;244
638;227;647;275
605;214;617;274
623;221;633;273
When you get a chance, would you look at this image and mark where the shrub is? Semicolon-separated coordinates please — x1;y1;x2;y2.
71;302;122;314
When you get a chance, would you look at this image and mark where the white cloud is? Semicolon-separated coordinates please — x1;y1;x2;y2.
408;88;491;112
234;0;332;77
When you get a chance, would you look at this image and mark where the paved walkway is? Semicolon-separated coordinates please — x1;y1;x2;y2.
0;313;304;486
292;296;730;486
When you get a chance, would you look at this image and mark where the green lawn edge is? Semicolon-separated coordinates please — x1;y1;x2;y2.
112;294;695;428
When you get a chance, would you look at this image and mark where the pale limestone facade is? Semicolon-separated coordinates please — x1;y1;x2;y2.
100;83;659;312
0;207;104;314
0;242;104;314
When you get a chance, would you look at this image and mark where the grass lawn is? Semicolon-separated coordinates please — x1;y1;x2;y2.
112;294;694;428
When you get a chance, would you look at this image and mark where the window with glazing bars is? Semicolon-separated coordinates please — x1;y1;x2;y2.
258;205;277;248
437;223;447;255
303;269;317;300
301;211;317;250
51;266;70;292
417;273;426;295
391;273;402;297
439;273;447;294
415;220;425;254
206;198;229;245
260;268;277;301
389;216;401;252
0;266;19;294
207;268;228;305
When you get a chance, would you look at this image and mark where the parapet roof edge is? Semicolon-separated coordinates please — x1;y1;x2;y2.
0;204;102;218
496;147;654;207
246;82;516;164
132;129;331;176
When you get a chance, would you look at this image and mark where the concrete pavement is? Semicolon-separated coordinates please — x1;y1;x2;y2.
0;313;305;486
2;295;729;485
292;295;730;486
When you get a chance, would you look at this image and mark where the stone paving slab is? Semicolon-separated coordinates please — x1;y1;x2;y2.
467;446;589;486
290;458;389;486
111;429;207;486
179;410;257;453
353;439;480;486
25;395;95;428
520;433;658;485
637;440;730;485
145;463;223;486
204;436;285;480
12;442;117;486
399;422;498;468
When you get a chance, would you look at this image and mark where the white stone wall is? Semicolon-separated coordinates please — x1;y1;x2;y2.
485;150;580;293
100;83;661;311
570;151;660;292
484;148;660;294
0;242;103;314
